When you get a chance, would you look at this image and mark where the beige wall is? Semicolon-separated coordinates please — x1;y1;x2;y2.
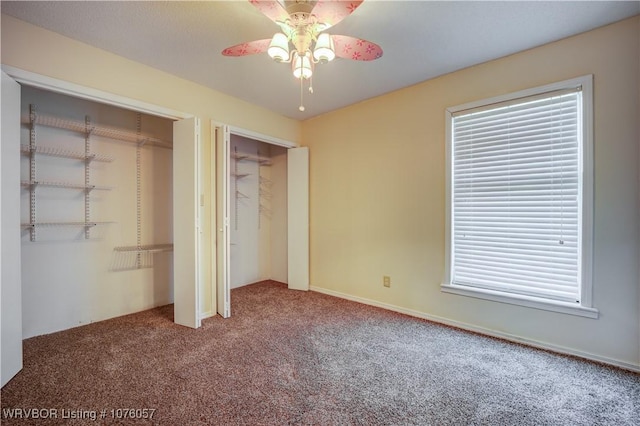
303;16;640;368
1;14;301;322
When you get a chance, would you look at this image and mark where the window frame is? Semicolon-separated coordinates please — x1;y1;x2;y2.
441;75;597;319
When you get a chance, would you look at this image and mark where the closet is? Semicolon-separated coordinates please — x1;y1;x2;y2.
214;124;309;318
19;86;175;338
229;134;288;288
2;69;203;386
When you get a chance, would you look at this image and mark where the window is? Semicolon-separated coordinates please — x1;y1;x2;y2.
442;76;597;318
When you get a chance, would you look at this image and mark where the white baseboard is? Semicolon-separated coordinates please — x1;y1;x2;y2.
310;286;640;373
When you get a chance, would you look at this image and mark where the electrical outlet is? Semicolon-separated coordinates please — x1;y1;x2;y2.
383;276;391;288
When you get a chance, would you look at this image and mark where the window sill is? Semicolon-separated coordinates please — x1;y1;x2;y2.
440;284;599;319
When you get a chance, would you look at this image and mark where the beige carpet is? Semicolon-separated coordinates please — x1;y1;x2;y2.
1;280;639;425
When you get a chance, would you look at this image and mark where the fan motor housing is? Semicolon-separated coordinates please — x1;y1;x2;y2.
284;0;316;15
291;23;315;53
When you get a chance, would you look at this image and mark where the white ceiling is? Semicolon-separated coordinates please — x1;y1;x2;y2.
2;1;638;120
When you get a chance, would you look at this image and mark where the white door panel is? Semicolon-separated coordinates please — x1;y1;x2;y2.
173;117;201;328
214;124;231;318
287;147;309;291
1;71;23;387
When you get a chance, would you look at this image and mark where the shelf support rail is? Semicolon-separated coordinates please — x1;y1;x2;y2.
136;113;143;268
258;147;273;229
29;105;37;241
84;114;91;239
234;146;240;230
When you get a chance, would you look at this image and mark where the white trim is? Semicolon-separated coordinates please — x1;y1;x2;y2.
443;109;453;286
209;122;218;319
579;75;595;308
446;75;591;116
443;75;595;312
310;286;638;373
228;125;297;149
1;65;191;120
441;283;598;318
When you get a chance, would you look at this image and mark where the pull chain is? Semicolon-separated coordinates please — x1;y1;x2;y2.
299;76;305;112
299;76;314;112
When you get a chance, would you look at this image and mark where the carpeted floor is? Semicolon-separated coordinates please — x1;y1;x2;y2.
1;280;639;425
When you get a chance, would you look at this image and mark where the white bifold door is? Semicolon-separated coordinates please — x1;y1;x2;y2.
1;71;23;387
214;123;309;318
173;117;202;328
287;146;309;291
214;124;231;318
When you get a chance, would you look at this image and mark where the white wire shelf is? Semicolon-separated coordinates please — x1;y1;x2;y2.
21;144;114;162
21;221;112;228
231;152;271;165
111;244;172;270
21;180;113;191
113;244;174;253
31;114;172;149
231;173;251;178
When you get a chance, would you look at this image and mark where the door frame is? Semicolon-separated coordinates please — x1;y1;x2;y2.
213;123;231;318
227;125;297;150
2;65;204;326
2;66;190;120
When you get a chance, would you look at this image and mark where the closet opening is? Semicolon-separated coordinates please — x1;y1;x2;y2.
229;135;288;290
214;124;309;318
18;85;184;337
3;68;203;386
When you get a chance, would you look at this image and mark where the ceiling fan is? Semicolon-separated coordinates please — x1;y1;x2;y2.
222;0;383;112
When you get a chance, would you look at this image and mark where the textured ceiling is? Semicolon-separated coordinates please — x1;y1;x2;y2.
2;1;639;120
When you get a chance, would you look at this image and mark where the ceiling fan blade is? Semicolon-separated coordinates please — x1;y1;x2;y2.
222;39;272;57
312;0;364;29
249;0;290;25
332;35;383;61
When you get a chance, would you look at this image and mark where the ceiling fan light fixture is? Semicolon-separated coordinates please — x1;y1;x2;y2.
222;0;383;112
292;52;313;79
267;32;290;62
313;33;335;63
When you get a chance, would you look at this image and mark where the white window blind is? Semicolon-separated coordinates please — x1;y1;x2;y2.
451;88;583;303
